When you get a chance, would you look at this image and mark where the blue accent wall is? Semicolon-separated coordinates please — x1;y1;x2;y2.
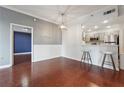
14;32;31;53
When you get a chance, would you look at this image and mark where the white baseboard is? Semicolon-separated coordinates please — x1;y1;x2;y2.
0;64;11;69
33;56;61;62
62;56;81;61
62;56;119;71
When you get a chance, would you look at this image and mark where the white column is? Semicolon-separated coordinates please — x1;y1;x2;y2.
119;27;124;54
119;25;124;69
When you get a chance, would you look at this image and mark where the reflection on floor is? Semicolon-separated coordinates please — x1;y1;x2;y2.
14;54;31;65
0;57;124;87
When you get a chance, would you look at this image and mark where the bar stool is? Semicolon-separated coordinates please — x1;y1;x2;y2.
81;50;92;64
101;52;116;71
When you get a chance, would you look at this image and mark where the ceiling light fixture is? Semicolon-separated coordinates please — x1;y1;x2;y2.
60;24;66;29
33;18;37;22
106;26;111;28
94;25;98;29
81;25;85;29
103;20;108;24
57;6;70;30
60;13;67;29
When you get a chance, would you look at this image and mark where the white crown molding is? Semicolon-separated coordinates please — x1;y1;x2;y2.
1;5;58;25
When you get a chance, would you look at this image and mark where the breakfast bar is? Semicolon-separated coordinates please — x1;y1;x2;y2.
82;44;119;70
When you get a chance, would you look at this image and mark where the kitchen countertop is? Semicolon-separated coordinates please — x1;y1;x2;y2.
82;44;118;47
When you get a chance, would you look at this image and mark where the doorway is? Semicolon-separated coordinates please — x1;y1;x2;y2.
10;23;33;66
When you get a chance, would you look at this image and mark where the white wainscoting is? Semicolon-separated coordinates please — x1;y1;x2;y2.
33;45;62;62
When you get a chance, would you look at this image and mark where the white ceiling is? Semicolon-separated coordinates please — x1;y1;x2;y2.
2;5;124;33
2;5;109;24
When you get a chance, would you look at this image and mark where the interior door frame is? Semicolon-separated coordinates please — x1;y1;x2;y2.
10;23;34;66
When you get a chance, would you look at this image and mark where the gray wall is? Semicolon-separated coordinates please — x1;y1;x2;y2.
0;7;62;66
33;19;62;44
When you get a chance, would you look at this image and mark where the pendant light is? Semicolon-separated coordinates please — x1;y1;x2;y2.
60;13;67;29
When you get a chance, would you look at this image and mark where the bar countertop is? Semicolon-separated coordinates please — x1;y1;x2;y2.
81;43;119;70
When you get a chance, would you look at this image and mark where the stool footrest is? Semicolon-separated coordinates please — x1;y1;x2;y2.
81;51;92;64
101;53;116;71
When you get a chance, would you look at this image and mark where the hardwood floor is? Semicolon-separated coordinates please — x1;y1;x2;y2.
14;54;31;65
0;57;124;87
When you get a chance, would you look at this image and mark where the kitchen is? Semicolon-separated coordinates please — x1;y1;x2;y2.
81;24;120;70
78;6;124;71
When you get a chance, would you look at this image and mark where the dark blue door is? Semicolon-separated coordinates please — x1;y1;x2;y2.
14;32;31;53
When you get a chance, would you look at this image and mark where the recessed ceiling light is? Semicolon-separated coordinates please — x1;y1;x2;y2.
94;25;98;29
103;20;108;24
106;26;111;28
